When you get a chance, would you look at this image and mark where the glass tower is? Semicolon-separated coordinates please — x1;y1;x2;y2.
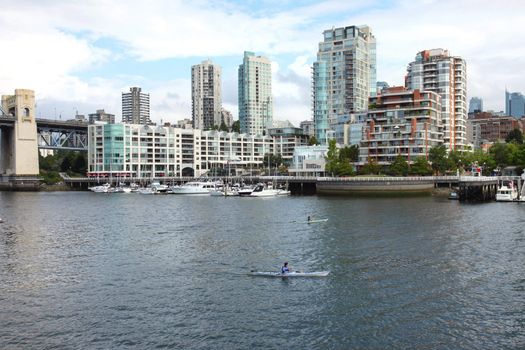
505;91;525;118
312;25;376;144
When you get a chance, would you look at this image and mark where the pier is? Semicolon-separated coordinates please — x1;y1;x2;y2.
62;175;504;201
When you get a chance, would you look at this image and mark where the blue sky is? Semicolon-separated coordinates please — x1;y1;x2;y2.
1;0;524;125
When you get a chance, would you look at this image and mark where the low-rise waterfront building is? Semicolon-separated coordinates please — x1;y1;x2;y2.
87;123;277;178
267;125;308;164
359;86;443;165
288;145;328;177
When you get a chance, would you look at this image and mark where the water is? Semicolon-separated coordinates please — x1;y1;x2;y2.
0;192;524;349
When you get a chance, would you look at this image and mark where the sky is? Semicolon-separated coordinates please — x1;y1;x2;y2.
1;0;524;126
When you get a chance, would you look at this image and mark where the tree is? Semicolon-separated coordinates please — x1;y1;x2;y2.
324;139;339;176
389;154;409;176
231;120;240;133
339;145;359;162
490;142;512;168
308;136;319;146
360;157;381;175
429;145;451;175
60;156;71;172
336;160;355;176
263;153;283;173
410;156;432;175
72;153;87;174
219;122;228;132
506;128;523;144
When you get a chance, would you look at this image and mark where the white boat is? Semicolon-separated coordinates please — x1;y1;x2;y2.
249;271;330;277
170;181;218;194
151;181;169;193
210;184;239;197
496;184;518;202
89;183;111;193
249;183;281;197
237;186;254;197
277;189;291;196
137;187;156;195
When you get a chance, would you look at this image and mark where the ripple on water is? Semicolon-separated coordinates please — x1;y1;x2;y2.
1;193;524;348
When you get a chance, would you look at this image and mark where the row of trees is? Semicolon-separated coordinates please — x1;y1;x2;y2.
325;138;525;177
40;151;87;184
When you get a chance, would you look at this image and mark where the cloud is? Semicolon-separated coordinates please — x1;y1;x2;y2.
1;0;525;126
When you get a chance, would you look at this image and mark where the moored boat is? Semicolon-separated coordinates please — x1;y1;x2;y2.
496;183;518;202
170;181;219;194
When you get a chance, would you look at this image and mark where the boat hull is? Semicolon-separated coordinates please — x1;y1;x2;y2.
249;271;330;277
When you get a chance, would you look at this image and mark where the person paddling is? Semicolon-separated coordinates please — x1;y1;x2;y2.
281;262;290;274
307;215;311;222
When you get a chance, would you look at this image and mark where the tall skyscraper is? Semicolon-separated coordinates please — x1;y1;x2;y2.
469;97;483;114
238;51;273;135
312;25;376;144
505;90;525;118
192;60;222;130
406;49;467;150
122;87;151;124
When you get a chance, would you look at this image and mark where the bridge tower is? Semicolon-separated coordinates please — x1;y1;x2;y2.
0;89;39;176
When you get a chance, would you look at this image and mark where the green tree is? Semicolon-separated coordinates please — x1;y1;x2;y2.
308;136;319;146
339;145;359;162
219;122;228;132
360;157;381;175
410;156;432;175
72;153;87;174
336;160;355;176
389;154;409;176
490;142;511;168
324;139;339;176
231;120;240;133
505;128;524;144
429;145;451;175
263;153;283;173
60;156;71;172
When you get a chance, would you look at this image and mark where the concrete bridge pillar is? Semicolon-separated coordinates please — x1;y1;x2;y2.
1;89;39;176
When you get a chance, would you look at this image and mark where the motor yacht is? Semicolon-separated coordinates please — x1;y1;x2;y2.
170;181;219;194
496;183;518;202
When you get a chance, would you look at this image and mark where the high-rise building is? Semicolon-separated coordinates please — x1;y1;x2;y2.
220;108;233;128
406;49;467;150
359;86;443;165
505;90;525;118
312;25;376;144
88;109;115;124
238;51;273;136
191;60;222;130
469;97;483;114
122;87;151;124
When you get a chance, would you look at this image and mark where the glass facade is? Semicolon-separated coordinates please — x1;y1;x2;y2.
238;51;273;136
312;25;376;145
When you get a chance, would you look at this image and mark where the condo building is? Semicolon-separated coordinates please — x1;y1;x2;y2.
88;109;115;124
469;97;483;114
505;90;525;118
406;49;467;150
359;86;443;165
122;87;151;125
87;124;281;178
313;25;376;144
238;51;273;136
191;60;222;130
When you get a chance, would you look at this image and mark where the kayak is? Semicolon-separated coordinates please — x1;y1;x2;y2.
307;219;328;223
249;271;330;277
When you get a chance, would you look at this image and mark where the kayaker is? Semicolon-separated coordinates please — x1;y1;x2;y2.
307;215;311;222
281;262;290;274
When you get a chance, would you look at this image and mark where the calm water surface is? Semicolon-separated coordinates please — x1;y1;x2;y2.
0;192;524;349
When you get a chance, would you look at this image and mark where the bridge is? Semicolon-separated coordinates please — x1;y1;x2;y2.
0;89;88;190
0;115;87;151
